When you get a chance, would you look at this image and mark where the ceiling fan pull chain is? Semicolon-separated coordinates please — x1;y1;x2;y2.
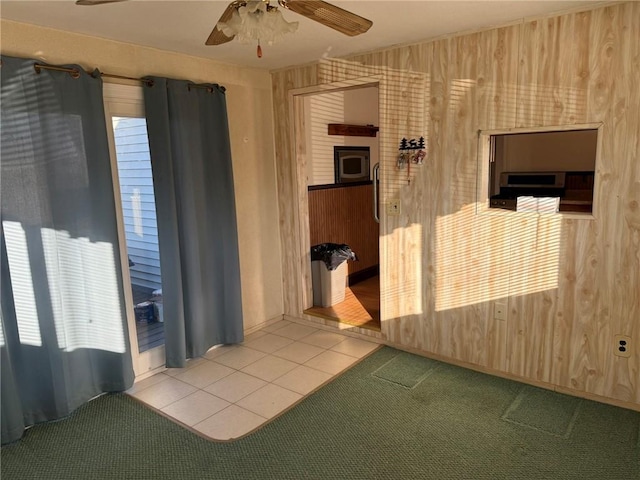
257;40;263;58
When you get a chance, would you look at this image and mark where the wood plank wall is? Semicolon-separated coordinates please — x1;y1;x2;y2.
271;2;640;408
308;184;379;277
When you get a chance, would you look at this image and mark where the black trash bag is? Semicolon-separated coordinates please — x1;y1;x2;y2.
311;243;357;271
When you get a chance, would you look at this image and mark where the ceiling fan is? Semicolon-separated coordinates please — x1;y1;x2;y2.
76;1;373;46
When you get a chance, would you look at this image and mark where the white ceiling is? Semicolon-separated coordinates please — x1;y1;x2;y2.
1;0;604;70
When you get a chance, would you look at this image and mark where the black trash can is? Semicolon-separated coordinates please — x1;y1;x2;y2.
310;243;356;307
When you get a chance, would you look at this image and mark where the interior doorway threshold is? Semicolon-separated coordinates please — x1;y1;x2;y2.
304;275;381;332
304;308;381;332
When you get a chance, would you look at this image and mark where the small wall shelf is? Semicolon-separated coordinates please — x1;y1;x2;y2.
328;123;379;137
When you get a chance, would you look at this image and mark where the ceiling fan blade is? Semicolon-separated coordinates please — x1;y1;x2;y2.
75;0;128;5
279;0;372;37
206;1;245;46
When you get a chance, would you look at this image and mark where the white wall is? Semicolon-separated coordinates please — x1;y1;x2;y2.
305;86;379;186
1;19;284;330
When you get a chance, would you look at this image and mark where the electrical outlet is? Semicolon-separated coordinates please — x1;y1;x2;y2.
386;199;400;216
494;302;507;321
613;335;632;358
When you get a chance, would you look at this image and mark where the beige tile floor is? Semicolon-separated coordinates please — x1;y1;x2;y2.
127;320;379;441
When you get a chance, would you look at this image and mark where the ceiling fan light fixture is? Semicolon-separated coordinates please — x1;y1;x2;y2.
217;1;298;47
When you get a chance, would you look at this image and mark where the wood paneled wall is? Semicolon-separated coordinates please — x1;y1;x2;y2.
271;3;640;408
308;184;379;277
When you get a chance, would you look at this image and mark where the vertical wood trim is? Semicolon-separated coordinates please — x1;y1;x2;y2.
272;68;318;315
292;94;312;310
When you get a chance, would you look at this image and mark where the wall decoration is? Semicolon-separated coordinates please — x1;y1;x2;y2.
397;136;426;184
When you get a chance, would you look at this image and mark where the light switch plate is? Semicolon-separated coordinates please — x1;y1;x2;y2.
387;199;400;216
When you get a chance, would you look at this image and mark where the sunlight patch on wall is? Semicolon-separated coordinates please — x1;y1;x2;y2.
382;223;424;317
2;221;42;347
41;228;127;353
506;215;562;299
434;204;561;311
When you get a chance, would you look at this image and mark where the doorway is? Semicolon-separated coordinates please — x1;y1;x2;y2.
103;84;165;377
294;83;381;331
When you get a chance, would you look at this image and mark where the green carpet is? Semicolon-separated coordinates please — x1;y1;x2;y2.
2;347;639;480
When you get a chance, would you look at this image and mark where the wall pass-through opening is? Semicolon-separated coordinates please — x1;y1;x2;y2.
485;127;599;214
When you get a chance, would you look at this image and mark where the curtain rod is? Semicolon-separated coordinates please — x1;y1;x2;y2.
32;63;222;91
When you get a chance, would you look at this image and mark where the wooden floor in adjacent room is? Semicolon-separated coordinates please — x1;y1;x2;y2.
305;275;380;331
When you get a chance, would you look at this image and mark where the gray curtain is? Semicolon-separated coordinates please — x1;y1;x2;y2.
142;77;243;368
0;56;134;445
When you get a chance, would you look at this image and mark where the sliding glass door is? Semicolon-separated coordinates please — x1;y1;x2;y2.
103;84;165;377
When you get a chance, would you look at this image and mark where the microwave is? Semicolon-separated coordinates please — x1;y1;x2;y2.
334;146;370;183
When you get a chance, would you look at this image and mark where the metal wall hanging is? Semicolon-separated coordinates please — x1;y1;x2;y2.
397;136;426;184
